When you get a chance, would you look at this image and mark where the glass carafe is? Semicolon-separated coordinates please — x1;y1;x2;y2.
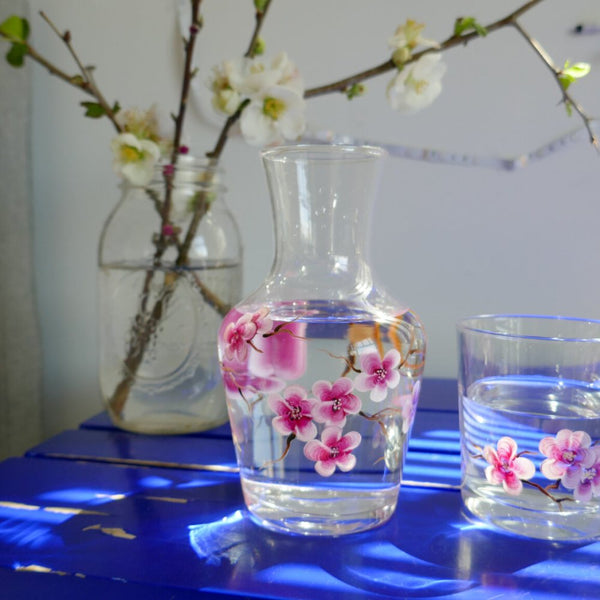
218;145;426;535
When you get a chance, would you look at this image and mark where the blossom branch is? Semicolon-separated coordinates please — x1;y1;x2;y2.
304;0;546;99
206;0;272;159
303;0;594;146
511;20;598;148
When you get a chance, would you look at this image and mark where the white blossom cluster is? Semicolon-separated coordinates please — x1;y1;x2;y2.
111;20;448;184
209;51;306;147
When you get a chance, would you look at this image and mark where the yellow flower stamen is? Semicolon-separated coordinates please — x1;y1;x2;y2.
120;145;144;163
263;97;286;120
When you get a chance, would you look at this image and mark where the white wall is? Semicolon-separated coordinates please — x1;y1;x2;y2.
18;0;600;436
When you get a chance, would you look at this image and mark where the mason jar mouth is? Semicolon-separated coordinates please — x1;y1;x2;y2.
122;156;226;192
261;144;388;164
457;314;600;343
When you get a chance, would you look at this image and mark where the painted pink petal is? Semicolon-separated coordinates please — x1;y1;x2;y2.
329;377;354;397
496;436;518;460
539;436;557;458
540;458;566;480
370;383;389;403
557;429;592;450
315;460;336;478
338;430;361;452
321;426;343;447
503;472;523;495
251;307;273;334
385;369;401;390
512;456;536;480
353;372;372;393
312;380;333;399
295;420;317;442
562;465;585;489
483;445;499;467
336;453;357;472
575;483;593;503
485;465;503;486
382;348;401;370
341;393;361;414
304;440;329;462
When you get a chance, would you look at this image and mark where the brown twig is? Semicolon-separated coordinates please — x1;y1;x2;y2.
511;20;598;148
38;11;122;132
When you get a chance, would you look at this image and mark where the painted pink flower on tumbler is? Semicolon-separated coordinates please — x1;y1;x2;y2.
312;377;361;426
354;349;401;402
268;385;317;441
539;429;592;480
304;426;362;477
561;446;600;502
483;436;535;495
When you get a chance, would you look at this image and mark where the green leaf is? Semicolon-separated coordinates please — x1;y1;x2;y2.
346;83;366;100
80;101;106;118
0;15;29;43
454;16;487;37
559;61;591;91
6;42;27;66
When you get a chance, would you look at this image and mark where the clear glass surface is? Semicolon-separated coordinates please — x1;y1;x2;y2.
458;314;600;541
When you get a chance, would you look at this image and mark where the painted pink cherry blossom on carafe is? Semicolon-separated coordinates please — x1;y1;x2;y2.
268;385;317;441
304;426;362;477
354;349;401;402
312;377;361;427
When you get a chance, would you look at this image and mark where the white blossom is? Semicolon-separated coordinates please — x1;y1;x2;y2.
386;53;447;114
209;59;246;115
389;20;439;53
240;85;306;146
209;52;305;121
111;132;161;186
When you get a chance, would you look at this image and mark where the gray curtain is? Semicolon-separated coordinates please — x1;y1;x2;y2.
0;0;43;459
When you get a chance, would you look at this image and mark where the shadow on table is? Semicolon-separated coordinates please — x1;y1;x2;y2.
189;487;598;599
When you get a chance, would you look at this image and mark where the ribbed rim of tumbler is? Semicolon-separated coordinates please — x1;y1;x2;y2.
261;144;388;163
457;314;600;343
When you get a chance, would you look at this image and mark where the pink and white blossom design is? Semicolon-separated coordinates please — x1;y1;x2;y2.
250;307;273;335
483;436;535;496
222;313;258;362
304;426;362;477
221;365;284;399
539;429;592;481
561;446;600;502
268;385;317;441
249;320;307;381
354;349;401;402
391;380;421;434
312;377;361;426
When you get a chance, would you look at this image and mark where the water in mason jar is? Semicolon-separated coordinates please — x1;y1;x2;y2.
461;375;600;541
99;261;241;434
219;300;425;536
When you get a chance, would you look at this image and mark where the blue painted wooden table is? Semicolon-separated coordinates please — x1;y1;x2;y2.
1;379;598;599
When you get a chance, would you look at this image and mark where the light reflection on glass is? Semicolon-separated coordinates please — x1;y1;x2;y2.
189;510;250;567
